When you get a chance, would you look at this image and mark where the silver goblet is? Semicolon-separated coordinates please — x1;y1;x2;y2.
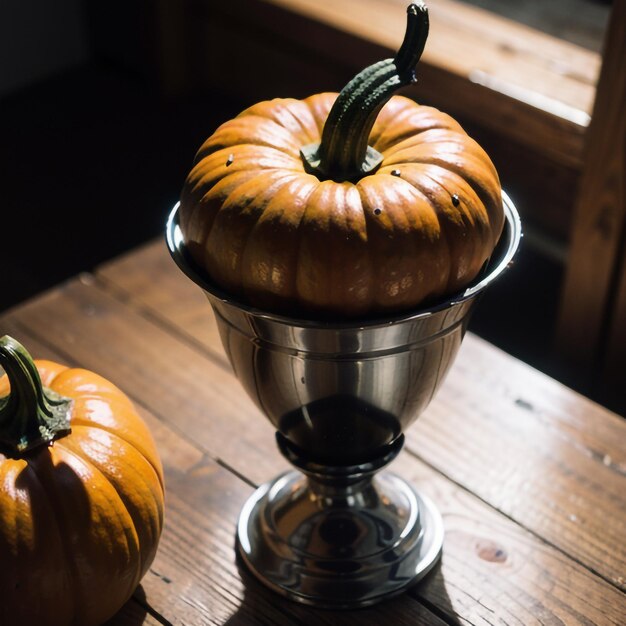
166;193;521;608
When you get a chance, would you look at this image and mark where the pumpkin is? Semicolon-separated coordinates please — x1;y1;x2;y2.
179;3;504;318
0;336;164;626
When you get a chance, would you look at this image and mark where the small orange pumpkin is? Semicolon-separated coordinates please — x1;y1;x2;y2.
179;3;504;318
0;336;164;626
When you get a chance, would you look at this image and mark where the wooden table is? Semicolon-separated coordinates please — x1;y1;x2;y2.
2;238;625;625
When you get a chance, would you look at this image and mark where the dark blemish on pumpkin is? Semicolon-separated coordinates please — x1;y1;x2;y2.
391;169;401;177
452;194;460;207
515;398;535;412
374;208;382;216
476;540;508;563
226;154;234;167
300;376;306;384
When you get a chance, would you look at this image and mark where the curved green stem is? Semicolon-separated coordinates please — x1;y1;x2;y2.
300;2;429;182
0;336;71;455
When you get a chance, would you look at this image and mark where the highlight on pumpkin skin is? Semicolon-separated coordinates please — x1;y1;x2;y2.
0;336;165;626
178;2;504;319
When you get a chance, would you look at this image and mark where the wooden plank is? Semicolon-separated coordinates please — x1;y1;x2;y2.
405;335;626;589
555;0;626;392
0;322;446;626
262;0;599;111
394;455;626;625
604;255;626;413
594;0;626;414
3;307;625;623
98;242;224;359
192;0;599;169
97;241;626;591
98;242;223;360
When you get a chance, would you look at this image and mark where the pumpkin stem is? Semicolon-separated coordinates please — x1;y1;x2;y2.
0;336;71;454
300;2;429;182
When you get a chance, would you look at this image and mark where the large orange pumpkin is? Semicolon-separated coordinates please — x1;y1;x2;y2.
179;3;504;318
0;336;164;626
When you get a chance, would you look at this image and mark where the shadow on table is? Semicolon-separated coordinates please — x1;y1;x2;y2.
105;585;148;625
225;552;460;625
408;561;462;625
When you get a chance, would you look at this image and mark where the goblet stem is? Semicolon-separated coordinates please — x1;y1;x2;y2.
235;431;443;607
276;430;404;480
276;430;403;505
306;476;374;503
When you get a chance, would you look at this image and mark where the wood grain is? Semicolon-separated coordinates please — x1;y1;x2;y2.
394;454;626;625
556;0;626;392
99;241;224;360
97;240;626;592
265;0;600;109
406;338;626;591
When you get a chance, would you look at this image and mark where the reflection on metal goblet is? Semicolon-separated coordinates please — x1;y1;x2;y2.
166;193;521;608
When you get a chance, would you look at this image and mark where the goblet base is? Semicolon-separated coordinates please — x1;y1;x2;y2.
236;469;444;609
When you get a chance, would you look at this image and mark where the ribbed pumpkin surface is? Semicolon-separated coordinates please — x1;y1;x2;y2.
180;93;504;318
0;360;164;626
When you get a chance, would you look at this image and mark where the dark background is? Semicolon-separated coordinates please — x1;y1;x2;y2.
0;1;616;411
